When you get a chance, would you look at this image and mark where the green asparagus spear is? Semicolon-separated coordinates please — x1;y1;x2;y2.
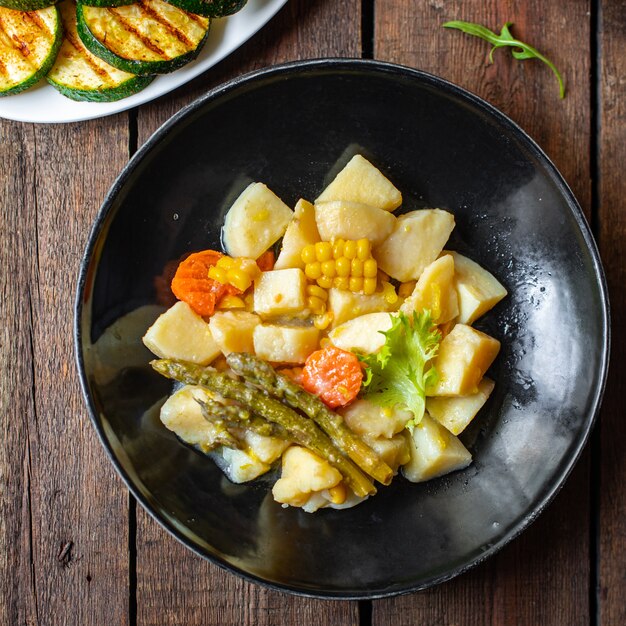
151;359;376;497
226;353;393;486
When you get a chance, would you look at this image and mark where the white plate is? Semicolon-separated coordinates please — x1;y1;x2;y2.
0;0;288;124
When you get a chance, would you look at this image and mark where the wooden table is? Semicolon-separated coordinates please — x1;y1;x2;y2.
1;0;624;624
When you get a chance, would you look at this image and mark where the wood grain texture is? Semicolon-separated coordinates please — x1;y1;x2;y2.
374;1;592;624
0;118;132;626
133;1;362;623
598;1;626;624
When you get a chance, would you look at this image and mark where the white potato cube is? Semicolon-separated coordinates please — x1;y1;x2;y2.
143;301;221;365
253;324;320;363
363;433;411;473
447;251;507;325
209;311;260;356
272;446;342;508
315;154;402;211
222;182;293;259
427;377;495;435
314;200;396;246
374;209;455;282
274;199;320;270
339;398;410;438
429;324;500;396
214;447;270;483
329;312;394;354
243;431;290;465
400;254;458;324
253;268;307;318
328;288;396;328
402;413;472;482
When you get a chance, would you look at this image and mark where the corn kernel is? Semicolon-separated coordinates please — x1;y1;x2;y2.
344;240;357;259
307;296;326;315
349;276;363;292
216;256;235;270
381;281;399;304
350;258;363;277
313;312;333;330
327;482;347;505
218;295;246;309
356;239;371;261
238;258;261;279
317;276;333;289
398;281;416;298
208;266;228;284
315;241;333;263
306;284;328;301
301;245;317;264
363;258;378;278
363;277;377;295
335;257;350;277
333;276;350;290
321;260;336;278
227;268;252;292
332;239;345;259
305;262;322;280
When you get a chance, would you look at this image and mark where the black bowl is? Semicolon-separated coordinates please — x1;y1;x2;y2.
75;59;609;599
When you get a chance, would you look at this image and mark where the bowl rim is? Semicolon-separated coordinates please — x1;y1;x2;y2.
74;57;611;600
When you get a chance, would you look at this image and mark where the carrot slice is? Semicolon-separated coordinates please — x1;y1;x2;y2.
256;250;275;272
171;250;228;316
301;346;363;408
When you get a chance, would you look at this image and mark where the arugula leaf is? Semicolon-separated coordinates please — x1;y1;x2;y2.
443;20;565;99
360;311;441;431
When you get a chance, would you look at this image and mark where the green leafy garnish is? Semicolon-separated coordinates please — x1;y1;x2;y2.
443;20;565;99
360;311;441;431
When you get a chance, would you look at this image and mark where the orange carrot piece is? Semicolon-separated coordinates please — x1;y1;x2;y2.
301;346;363;408
256;250;275;272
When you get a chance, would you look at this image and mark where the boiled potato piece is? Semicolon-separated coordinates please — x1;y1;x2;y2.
314;200;396;246
339;398;411;438
274;199;320;270
374;209;455;282
253;324;319;363
272;446;342;508
363;433;411;473
328;288;396;327
402;413;472;482
215;447;270;484
429;324;500;396
253;268;307;318
243;431;290;465
447;251;507;325
209;311;260;356
329;312;394;354
222;182;293;259
426;377;495;435
400;254;459;324
143;301;221;365
315;154;402;211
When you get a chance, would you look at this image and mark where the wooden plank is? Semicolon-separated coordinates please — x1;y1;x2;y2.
134;1;362;623
598;0;626;624
0;118;131;625
374;1;592;623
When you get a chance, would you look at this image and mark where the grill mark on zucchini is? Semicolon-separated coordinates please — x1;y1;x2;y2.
106;8;167;57
0;13;50;67
131;3;195;49
64;27;116;83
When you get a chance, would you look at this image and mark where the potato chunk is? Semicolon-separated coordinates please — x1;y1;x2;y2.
215;447;270;484
339;398;410;438
222;182;292;259
402;413;472;482
328;288;396;328
429;324;500;396
447;251;507;325
209;311;260;356
363;433;411;473
253;268;307;318
272;446;343;508
315;154;402;211
143;301;221;365
374;209;455;282
253;324;320;363
426;377;495;435
400;254;458;324
328;312;393;354
274;199;320;270
314;200;396;246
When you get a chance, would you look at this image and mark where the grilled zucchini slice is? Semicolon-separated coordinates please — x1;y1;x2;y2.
76;0;210;75
163;0;245;18
0;0;57;11
0;4;62;96
47;0;154;102
79;0;133;6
